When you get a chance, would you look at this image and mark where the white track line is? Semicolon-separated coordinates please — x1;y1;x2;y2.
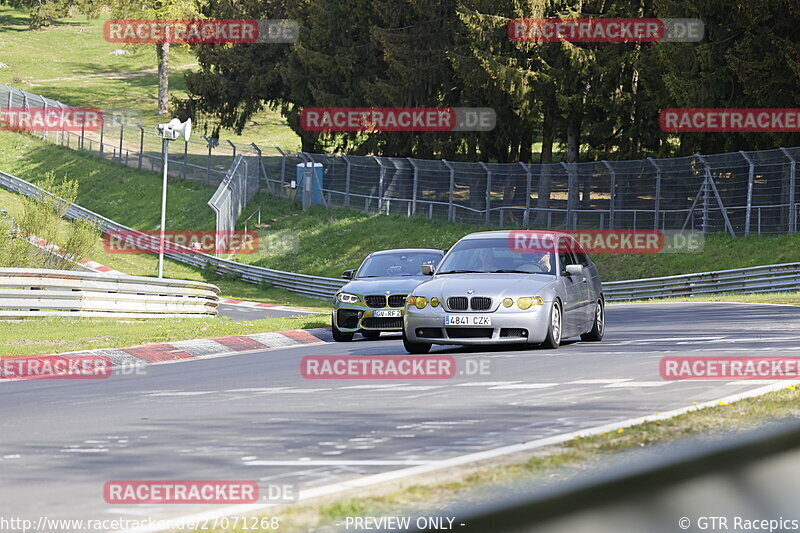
114;380;799;533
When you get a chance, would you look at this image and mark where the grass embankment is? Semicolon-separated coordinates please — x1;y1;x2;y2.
0;5;301;150
0;131;328;310
0;315;328;358
1;128;799;287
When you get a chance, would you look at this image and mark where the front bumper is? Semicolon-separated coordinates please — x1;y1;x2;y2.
333;303;405;332
404;303;551;345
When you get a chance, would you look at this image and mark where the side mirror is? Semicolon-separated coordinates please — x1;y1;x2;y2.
341;269;355;280
565;264;583;277
421;264;435;276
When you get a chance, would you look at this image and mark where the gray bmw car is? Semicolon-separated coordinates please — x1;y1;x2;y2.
402;231;604;353
332;248;445;341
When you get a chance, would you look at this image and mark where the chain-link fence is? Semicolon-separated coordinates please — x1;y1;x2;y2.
269;150;800;236
0;84;282;186
207;154;261;254
4;83;800;236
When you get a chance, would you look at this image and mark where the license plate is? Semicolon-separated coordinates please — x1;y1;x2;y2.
374;309;402;318
445;315;491;326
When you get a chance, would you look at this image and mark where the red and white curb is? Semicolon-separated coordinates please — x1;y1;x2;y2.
0;328;333;380
27;236;125;276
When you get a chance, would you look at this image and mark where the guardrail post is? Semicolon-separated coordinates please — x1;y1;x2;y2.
373;156;385;214
780;148;797;233
519;161;532;228
479;162;491;226
276;147;287;196
648;157;661;230
407;157;419;216
442;159;455;222
342;154;352;208
602;160;616;229
740;150;755;236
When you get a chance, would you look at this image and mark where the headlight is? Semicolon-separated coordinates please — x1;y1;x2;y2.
337;292;360;304
415;296;428;309
517;296;545;310
430;297;440;307
502;298;514;308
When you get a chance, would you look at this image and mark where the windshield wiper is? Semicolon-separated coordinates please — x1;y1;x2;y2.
438;269;484;274
488;269;534;274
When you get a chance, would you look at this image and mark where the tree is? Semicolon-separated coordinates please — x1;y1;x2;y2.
107;0;197;115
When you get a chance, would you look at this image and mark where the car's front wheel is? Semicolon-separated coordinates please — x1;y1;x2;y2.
581;298;604;341
540;301;562;349
331;315;354;342
402;328;431;354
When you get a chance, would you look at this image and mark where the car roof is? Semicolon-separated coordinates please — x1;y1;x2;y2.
459;230;577;241
369;248;444;256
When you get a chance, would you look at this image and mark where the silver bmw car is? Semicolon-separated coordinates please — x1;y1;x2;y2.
402;231;604;353
332;248;445;341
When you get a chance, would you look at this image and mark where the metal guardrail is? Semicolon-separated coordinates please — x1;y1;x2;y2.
0;268;219;318
0;169;346;300
603;262;800;301
0;169;798;302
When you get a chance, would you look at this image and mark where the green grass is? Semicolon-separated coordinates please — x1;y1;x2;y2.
0;314;327;357
0;5;301;150
1;127;799;286
0;135;329;311
626;292;800;305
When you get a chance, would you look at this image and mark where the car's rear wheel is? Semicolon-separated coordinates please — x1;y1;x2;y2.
361;330;381;339
540;301;562;349
331;315;354;342
581;298;604;341
402;328;431;354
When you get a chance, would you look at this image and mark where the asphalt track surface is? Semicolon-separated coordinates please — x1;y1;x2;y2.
1;302;799;530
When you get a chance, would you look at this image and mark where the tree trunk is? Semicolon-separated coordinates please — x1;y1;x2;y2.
156;42;170;116
566;114;580;228
535;104;555;226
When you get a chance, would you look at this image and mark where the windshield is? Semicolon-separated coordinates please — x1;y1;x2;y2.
437;238;555;275
356;251;442;278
